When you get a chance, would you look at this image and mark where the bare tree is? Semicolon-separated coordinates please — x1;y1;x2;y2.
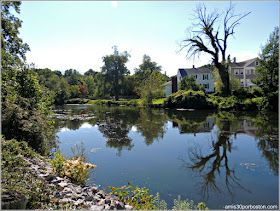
180;3;250;93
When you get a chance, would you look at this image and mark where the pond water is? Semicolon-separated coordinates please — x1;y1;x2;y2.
53;104;279;209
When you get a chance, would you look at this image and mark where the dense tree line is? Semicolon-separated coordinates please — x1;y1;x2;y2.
31;49;169;104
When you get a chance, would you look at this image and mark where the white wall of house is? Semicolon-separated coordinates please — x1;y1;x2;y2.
191;73;215;93
165;84;172;97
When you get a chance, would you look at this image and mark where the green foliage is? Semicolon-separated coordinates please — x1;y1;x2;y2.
101;46;130;101
50;143;97;185
172;195;208;210
252;27;279;93
213;66;240;92
232;88;253;99
109;183;156;210
164;90;213;109
50;150;65;176
1;1;30;69
138;70;165;105
155;192;167;210
2;68;57;155
179;75;204;92
109;183;208;210
1;137;59;209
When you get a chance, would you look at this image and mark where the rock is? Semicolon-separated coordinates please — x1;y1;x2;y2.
104;204;111;210
54;192;62;199
58;182;69;188
91;186;99;194
60;198;71;203
116;201;125;210
97;199;105;206
96;191;105;199
63;187;73;193
45;174;57;181
74;199;84;206
85;195;95;201
125;205;133;210
105;199;111;204
90;205;105;210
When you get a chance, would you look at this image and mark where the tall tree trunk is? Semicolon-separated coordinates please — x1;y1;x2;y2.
217;63;230;94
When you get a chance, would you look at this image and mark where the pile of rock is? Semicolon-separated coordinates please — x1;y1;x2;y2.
11;154;133;210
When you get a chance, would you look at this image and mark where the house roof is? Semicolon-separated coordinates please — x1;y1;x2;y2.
231;57;258;68
178;67;211;76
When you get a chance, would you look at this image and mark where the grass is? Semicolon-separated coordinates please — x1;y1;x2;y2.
87;98;167;107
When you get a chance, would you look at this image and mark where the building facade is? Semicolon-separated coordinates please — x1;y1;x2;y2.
177;67;215;93
230;57;258;88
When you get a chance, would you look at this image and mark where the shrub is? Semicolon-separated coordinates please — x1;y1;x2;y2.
164;90;213;109
109;183;208;210
50;143;97;185
1;137;59;209
232;88;253;99
250;87;264;97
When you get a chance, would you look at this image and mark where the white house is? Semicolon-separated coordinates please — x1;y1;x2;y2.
229;57;258;88
161;81;172;97
177;67;215;93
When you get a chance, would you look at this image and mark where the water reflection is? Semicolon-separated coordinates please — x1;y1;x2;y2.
179;111;278;199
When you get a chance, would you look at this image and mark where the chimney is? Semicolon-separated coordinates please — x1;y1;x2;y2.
192;65;195;68
233;57;236;63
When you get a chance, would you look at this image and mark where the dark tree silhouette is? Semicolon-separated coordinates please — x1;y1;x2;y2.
180;3;250;93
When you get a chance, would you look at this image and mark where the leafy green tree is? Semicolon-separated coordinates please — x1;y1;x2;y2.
1;2;56;155
135;54;162;74
252;27;279;93
138;70;165;105
85;75;96;96
84;69;97;77
179;75;204;91
54;78;70;104
101;46;130;100
1;1;30;69
70;85;81;98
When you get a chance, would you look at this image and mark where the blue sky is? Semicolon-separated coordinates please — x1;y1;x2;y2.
19;1;279;76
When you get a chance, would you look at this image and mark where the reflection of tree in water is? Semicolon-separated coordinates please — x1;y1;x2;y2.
165;110;216;134
135;109;168;145
98;120;133;156
53;107;96;131
95;107;138;156
252;113;279;176
181;118;251;200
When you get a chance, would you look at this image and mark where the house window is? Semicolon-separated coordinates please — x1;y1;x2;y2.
234;69;239;75
195;75;197;79
204;84;209;89
246;69;250;75
240;70;244;75
252;69;255;74
203;75;204;80
206;74;208;80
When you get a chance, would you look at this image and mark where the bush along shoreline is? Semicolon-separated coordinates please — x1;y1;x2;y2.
70;88;278;112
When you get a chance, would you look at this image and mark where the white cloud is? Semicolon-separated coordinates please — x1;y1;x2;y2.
111;1;118;8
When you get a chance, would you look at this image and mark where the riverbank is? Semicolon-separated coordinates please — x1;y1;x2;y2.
1;138;133;210
62;89;278;112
